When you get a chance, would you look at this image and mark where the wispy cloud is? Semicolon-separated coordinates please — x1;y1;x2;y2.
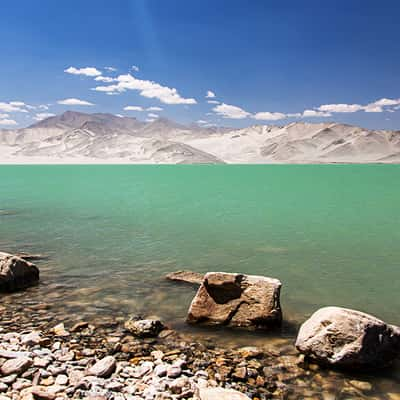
317;98;400;114
213;103;250;119
210;96;400;121
147;113;159;119
124;106;144;111
64;66;102;77
0;102;30;113
207;100;219;104
131;65;140;72
0;118;17;126
206;90;216;98
57;98;94;106
95;76;118;83
147;106;163;111
302;110;332;117
317;104;364;113
105;67;117;72
33;112;56;121
253;112;287;121
370;98;400;107
93;73;197;105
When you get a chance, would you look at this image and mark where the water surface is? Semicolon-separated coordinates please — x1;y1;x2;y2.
1;165;399;332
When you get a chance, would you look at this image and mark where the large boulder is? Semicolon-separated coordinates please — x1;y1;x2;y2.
295;306;400;369
187;272;282;329
0;252;39;292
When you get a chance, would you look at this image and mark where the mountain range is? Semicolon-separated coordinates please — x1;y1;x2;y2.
0;111;399;163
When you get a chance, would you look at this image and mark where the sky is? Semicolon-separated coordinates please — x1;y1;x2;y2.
0;0;399;130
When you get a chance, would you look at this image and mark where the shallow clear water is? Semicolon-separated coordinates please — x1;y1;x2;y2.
1;165;399;327
1;164;400;397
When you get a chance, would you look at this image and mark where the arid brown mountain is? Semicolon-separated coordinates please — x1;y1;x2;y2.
0;111;399;163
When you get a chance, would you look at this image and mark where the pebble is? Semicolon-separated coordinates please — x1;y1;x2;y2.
52;323;69;337
20;331;42;346
153;364;167;377
54;375;68;386
166;365;182;378
34;357;51;368
0;317;387;400
87;356;116;378
198;387;251;399
349;379;372;392
0;357;32;376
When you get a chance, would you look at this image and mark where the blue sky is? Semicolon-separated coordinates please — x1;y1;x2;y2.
0;0;399;129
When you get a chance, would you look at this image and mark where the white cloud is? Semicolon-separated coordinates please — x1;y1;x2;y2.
318;103;364;113
146;118;156;123
148;113;159;119
253;112;287;121
95;76;118;83
124;106;144;111
207;100;220;104
363;105;383;113
197;120;207;124
33;113;56;121
57;98;94;106
372;98;400;107
147;106;163;111
206;90;216;98
0;119;17;126
0;113;9;118
93;73;197;105
0;102;28;113
316;98;400;115
211;95;400;122
38;104;50;110
132;65;140;72
105;67;117;72
115;114;124;118
302;110;332;117
64;66;102;77
213;103;250;119
9;101;26;106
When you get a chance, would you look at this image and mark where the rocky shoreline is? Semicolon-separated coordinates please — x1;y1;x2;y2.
1;255;400;399
1;317;394;400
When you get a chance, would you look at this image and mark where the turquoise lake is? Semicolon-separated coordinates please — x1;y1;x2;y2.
0;165;399;335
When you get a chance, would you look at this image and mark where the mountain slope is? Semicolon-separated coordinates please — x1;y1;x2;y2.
0;112;399;163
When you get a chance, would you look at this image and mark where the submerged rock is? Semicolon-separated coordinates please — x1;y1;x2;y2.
295;306;400;369
187;272;282;329
0;252;39;292
124;318;164;338
166;270;204;285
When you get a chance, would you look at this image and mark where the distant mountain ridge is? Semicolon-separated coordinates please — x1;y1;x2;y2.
0;111;399;163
